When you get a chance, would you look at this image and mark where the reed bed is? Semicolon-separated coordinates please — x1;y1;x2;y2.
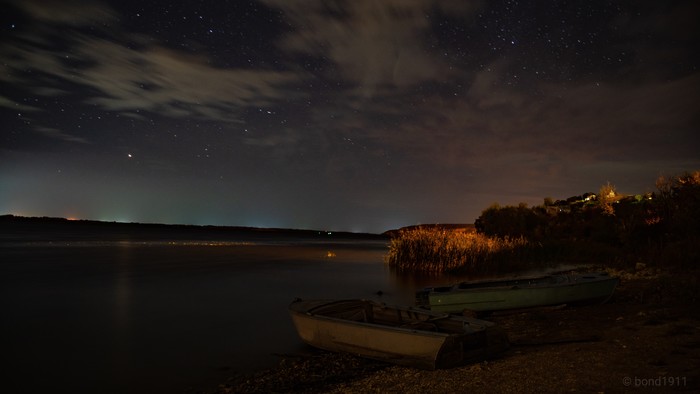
384;227;538;274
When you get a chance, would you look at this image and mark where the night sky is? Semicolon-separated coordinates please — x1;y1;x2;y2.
2;0;699;233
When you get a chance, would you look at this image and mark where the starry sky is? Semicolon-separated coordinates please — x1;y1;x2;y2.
1;0;699;233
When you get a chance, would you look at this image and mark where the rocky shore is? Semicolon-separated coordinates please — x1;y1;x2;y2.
211;269;700;393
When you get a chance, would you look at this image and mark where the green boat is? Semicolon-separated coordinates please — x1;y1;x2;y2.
416;272;619;314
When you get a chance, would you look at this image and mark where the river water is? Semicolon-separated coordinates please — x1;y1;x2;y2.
1;236;453;393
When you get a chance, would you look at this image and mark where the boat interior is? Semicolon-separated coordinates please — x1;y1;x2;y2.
308;299;478;333
453;275;558;290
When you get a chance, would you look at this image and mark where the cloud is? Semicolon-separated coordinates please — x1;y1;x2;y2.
11;0;117;26
2;0;303;125
0;1;315;158
0;95;39;112
72;40;301;122
33;126;90;144
243;128;301;150
263;0;479;97
305;61;700;198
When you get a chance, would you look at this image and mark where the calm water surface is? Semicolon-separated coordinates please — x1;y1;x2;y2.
1;237;452;393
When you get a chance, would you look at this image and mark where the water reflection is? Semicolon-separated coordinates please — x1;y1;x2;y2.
114;244;133;328
4;238;566;394
2;239;398;393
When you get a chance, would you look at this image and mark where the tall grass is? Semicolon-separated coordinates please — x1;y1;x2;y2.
384;228;540;274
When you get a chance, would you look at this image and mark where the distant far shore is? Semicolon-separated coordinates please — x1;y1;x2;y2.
0;214;389;243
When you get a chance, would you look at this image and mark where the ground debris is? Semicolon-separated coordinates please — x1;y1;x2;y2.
213;352;387;393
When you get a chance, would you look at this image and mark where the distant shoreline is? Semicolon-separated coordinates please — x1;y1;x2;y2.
1;214;479;243
0;214;389;243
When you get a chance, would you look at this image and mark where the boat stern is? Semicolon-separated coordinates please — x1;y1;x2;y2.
434;321;510;369
415;288;431;308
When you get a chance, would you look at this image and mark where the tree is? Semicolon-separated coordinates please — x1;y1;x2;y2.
597;182;618;216
654;171;700;238
475;202;544;239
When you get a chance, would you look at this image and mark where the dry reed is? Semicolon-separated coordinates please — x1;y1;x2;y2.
384;227;534;274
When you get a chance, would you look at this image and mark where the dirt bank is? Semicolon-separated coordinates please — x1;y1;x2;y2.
212;269;700;393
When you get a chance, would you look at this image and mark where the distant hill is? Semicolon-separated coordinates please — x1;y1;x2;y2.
0;215;388;242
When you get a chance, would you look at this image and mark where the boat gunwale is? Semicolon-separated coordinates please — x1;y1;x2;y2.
420;275;619;313
290;308;458;338
423;273;617;295
291;298;495;327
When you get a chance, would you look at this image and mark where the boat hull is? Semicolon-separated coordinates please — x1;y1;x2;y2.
419;272;619;313
289;299;508;369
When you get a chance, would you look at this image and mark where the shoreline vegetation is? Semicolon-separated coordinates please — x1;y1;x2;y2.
386;170;700;275
385;228;535;275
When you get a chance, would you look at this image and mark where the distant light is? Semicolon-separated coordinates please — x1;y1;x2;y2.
127;154;132;158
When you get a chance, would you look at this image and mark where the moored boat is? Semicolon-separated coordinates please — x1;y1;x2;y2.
416;272;619;314
289;298;509;370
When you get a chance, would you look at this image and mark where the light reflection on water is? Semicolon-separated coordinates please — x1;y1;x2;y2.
2;238;449;394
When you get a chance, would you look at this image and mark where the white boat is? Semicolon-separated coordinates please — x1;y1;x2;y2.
289;298;509;370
